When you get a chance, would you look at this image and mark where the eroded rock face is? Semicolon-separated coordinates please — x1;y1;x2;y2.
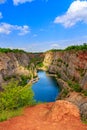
43;51;87;118
43;51;87;90
80;103;87;119
65;92;87;118
81;73;87;90
0;52;38;87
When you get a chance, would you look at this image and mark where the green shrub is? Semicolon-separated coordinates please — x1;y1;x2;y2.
73;83;82;92
20;75;30;86
37;62;44;67
57;73;61;78
68;80;82;92
57;58;63;63
0;108;23;122
82;90;87;96
0;79;35;112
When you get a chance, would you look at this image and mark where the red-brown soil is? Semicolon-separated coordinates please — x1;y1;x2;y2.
0;100;87;130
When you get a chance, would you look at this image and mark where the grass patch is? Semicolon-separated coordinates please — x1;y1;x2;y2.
81;116;87;124
0;108;23;122
36;62;44;67
82;120;87;124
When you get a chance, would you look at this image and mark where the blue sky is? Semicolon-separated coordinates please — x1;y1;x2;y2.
0;0;87;52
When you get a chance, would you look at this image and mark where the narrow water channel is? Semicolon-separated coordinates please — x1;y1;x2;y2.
32;71;60;102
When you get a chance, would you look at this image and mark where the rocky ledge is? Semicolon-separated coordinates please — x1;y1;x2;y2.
43;50;87;90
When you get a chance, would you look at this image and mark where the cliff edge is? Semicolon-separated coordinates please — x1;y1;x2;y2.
0;100;87;130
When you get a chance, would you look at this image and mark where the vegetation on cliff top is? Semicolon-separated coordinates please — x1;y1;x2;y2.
0;79;36;121
0;43;87;54
0;48;26;53
47;43;87;52
65;43;87;51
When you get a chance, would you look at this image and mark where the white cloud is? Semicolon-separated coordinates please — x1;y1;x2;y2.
0;0;6;4
0;23;30;35
54;0;87;28
0;23;12;34
16;25;30;35
51;43;60;48
0;12;3;19
13;0;34;5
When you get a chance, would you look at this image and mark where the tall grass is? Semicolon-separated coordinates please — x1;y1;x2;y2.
0;108;23;122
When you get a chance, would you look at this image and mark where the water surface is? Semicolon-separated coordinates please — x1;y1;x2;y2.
32;71;60;102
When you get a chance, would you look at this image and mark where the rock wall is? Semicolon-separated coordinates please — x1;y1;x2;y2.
0;52;38;87
43;51;87;90
43;50;87;118
65;92;87;119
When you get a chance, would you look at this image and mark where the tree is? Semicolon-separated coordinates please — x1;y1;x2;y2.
0;79;35;112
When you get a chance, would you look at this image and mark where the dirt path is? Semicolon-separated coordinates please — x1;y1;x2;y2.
0;101;87;130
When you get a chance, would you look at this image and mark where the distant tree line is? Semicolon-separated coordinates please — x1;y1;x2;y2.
46;49;62;52
47;43;87;52
0;48;26;53
65;43;87;51
0;43;87;53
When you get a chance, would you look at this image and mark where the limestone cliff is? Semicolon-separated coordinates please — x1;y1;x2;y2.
0;52;38;87
0;50;87;118
43;50;87;90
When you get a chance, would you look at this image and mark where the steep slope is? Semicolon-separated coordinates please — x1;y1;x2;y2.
43;50;87;118
43;50;87;90
0;49;87;122
0;100;87;130
0;52;44;88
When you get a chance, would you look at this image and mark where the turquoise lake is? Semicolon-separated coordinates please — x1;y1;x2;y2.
32;71;60;102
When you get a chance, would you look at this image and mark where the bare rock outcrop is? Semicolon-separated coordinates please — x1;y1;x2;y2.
43;51;87;119
81;73;87;90
45;100;80;122
65;92;87;119
43;51;87;90
0;52;38;87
